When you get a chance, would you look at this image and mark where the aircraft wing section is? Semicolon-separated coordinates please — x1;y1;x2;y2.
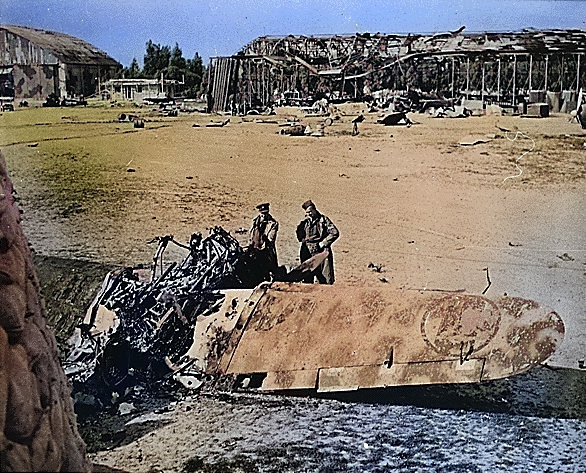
196;282;564;392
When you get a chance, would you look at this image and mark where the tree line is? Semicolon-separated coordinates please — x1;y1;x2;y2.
120;40;205;98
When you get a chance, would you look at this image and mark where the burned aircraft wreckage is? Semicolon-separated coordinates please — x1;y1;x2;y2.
207;29;586;117
65;228;565;404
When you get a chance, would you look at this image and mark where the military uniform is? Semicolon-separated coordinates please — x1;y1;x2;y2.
248;203;279;282
296;201;339;284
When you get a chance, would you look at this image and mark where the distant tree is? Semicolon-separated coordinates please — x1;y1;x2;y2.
116;57;142;79
187;52;204;78
184;52;205;97
140;39;206;98
127;58;142;78
143;40;171;78
169;43;187;71
164;43;187;82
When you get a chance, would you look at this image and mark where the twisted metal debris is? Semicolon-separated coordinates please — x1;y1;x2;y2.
64;227;244;394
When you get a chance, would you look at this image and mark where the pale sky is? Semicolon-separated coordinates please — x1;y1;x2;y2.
1;0;585;66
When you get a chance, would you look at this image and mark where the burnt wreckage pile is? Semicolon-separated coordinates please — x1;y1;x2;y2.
64;228;255;402
207;29;586;114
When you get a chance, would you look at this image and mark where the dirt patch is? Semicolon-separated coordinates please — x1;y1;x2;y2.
33;254;118;354
2;101;586;472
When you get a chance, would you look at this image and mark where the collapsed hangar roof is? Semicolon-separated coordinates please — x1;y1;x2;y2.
1;24;120;67
240;29;586;60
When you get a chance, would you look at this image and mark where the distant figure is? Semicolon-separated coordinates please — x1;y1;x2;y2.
352;114;364;135
248;203;279;282
576;88;585;129
296;200;339;284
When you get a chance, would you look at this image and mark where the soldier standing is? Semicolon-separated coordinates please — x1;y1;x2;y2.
296;200;339;284
248;203;279;281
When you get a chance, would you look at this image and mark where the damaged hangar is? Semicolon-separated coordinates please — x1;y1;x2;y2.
0;25;120;101
207;29;586;113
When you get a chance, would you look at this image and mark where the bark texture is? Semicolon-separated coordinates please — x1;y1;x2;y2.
0;152;90;472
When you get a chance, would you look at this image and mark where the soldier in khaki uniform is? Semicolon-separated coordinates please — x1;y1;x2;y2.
248;203;279;282
296;200;339;284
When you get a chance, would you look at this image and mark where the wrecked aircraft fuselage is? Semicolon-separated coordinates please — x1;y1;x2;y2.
65;228;564;400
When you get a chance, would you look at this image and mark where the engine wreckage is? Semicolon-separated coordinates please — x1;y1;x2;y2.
65;227;565;402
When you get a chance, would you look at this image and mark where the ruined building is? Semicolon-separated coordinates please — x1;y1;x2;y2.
207;29;586;113
0;25;120;101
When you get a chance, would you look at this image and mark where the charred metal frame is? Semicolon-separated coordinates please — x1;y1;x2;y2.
207;30;586;113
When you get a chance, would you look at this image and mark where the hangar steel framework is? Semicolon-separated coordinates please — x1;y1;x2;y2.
207;29;586;113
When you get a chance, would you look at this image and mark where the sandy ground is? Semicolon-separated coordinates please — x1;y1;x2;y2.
1;102;585;471
2;102;585;365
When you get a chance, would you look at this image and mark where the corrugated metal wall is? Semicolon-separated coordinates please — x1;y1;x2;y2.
208;57;240;113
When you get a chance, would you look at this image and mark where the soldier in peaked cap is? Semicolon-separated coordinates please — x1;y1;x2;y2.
296;200;339;284
248;202;279;283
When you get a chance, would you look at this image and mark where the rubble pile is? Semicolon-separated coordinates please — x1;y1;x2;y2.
0;152;90;471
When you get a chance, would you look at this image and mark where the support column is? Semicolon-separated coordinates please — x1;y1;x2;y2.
512;55;517;108
481;59;485;103
529;54;533;91
545;55;549;92
497;57;501;102
560;54;564;92
247;62;252;111
578;53;582;92
466;57;470;99
451;56;455;98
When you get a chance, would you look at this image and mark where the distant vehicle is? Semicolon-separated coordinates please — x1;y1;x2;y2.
143;93;175;105
0;97;14;111
42;94;87;107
